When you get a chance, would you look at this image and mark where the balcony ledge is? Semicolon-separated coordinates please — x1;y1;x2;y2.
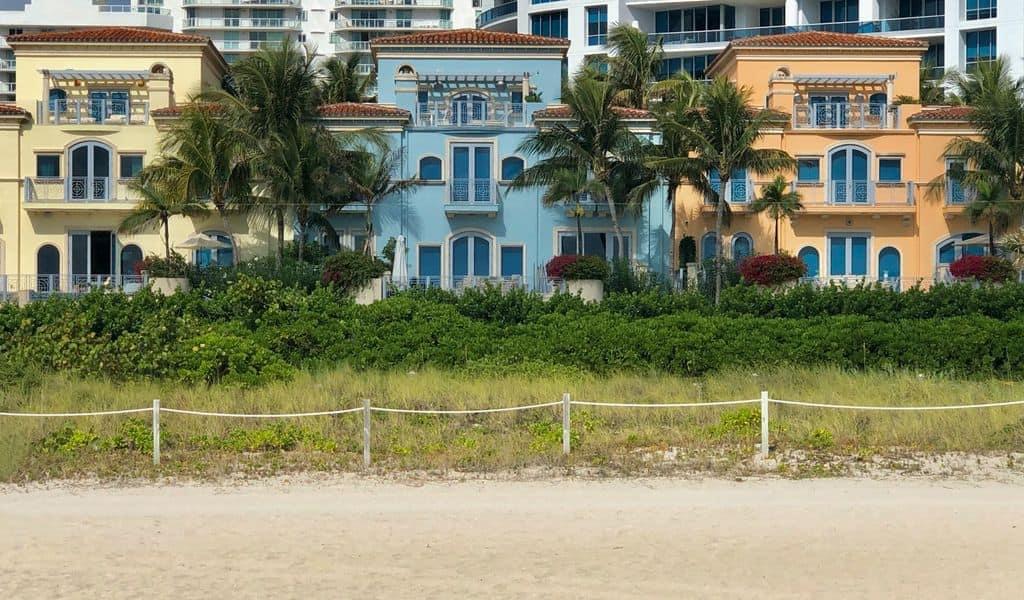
444;202;500;217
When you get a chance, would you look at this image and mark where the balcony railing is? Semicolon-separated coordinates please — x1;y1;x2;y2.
182;0;301;6
335;18;452;30
415;101;524;127
337;0;453;6
24;177;137;204
449;178;496;204
215;40;285;51
798;181;916;208
1;274;148;301
0;59;14;72
183;18;303;29
649;16;945;47
335;40;371;52
477;1;518;28
793;103;897;129
36;99;150;125
97;5;171;15
0;81;15;93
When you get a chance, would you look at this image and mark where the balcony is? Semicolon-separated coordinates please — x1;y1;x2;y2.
336;0;453;6
477;2;518;28
24;177;138;210
793;103;898;130
97;5;171;15
0;59;14;72
446;179;499;216
415;101;524;128
334;18;452;30
335;40;371;52
36;99;150;126
215;40;285;52
183;18;303;30
182;0;301;6
797;181;916;214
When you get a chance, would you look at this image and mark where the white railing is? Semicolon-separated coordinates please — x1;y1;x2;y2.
0;274;147;301
24;177;137;204
0;59;15;72
182;0;301;6
415;101;525;127
794;103;897;129
336;0;453;6
215;40;285;51
0;81;15;93
36;99;149;125
335;17;452;29
335;40;371;51
97;5;171;15
6;391;1024;466
183;18;302;29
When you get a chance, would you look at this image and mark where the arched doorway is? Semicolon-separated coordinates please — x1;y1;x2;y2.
829;145;869;204
120;244;143;277
798;246;820;279
37;244;60;292
732;233;753;261
450;233;491;286
700;232;717;262
878;246;901;288
68;141;112;201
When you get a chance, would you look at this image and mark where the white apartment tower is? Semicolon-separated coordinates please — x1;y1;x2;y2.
477;0;1022;81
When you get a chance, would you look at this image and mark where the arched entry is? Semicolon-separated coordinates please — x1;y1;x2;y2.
798;246;820;279
829;145;869;204
732;233;753;261
700;232;717;261
878;246;901;288
120;244;143;277
68;141;112;201
37;244;60;292
451;233;491;286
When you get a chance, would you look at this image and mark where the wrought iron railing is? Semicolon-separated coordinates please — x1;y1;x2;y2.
37;99;150;125
793;103;895;129
449;178;495;204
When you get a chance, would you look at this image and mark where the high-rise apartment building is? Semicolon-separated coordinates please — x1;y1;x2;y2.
476;0;1021;81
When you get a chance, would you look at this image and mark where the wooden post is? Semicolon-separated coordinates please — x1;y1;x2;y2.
562;392;571;456
760;390;769;459
362;398;371;469
152;399;160;466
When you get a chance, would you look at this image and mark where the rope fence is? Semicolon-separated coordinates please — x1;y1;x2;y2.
4;391;1024;466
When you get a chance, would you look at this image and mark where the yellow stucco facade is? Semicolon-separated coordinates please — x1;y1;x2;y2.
676;32;987;286
0;28;275;294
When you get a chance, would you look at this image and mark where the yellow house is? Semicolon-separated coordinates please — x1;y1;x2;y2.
676;31;985;288
0;27;271;297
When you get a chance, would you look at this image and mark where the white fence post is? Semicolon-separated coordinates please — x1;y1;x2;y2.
562;392;571;456
362;398;371;469
760;390;769;459
152;399;160;466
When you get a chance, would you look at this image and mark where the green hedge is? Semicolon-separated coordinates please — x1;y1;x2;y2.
3;276;1024;387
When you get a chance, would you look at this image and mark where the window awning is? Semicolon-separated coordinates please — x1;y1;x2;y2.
417;74;524;85
44;69;151;83
793;75;890;85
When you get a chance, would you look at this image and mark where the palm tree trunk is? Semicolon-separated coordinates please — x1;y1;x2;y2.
714;179;728;305
989;218;996;255
774;215;780;255
163;216;171;261
603;183;625;262
276;209;285;269
668;181;678;270
364;205;374;256
297;211;306;264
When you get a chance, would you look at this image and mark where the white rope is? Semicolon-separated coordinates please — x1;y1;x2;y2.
769;398;1024;411
571;399;760;408
160;407;365;418
371;401;561;415
0;408;152;417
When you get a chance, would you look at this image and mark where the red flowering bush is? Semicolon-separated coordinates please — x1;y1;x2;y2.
545;255;580;278
738;254;806;286
949;255;1016;283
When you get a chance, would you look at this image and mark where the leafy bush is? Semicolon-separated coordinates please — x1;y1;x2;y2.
321;250;389;294
545;255;578;278
738;254;806;286
561;256;610;281
140;252;188;277
949;255;1017;283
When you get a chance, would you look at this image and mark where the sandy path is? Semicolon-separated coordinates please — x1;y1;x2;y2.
1;477;1022;599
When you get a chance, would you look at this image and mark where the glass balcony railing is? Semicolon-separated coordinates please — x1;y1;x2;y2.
183;18;303;29
477;2;518;28
336;0;453;7
649;16;945;47
335;18;452;29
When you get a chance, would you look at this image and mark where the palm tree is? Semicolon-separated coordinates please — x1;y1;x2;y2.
749;176;803;255
655;77;795;303
945;57;1023;106
145;103;251;266
511;165;602;255
118;177;210;261
516;75;649;257
344;149;421;256
605;23;663;109
320;54;375;103
965;178;1012;254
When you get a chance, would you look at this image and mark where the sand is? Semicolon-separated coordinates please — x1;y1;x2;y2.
2;476;1023;599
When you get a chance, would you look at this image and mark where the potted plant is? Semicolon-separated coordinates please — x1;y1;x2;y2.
549;255;609;302
141;253;191;295
322;250;390;304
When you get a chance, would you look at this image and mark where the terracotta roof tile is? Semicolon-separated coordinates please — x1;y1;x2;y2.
909;106;974;122
318;103;410;119
372;29;569;48
533;105;653;120
7;27;208;45
0;104;29;117
151;103;224;117
728;31;927;49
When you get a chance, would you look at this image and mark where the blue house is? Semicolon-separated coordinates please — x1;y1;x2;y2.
318;30;671;290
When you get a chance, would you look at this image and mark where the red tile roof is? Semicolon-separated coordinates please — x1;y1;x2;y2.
533;105;654;120
372;29;570;48
0;104;29;117
909;106;974;122
728;31;927;49
318;103;410;119
7;27;209;45
150;103;225;118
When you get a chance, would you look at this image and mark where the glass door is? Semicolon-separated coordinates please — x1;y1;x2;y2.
69;142;111;201
451;145;492;202
69;231;115;288
828;234;868;278
830;147;868;204
451;234;491;286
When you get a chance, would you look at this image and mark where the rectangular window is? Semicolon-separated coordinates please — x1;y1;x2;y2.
878;158;902;182
819;0;858;31
36;154;60;177
500;246;524;278
797;159;820;182
966;0;996;21
946;159;966;204
119;155;143;179
657;54;716;80
924;43;945;79
586;6;608;46
828;234;869;277
759;6;785;27
965;29;996;71
418;245;442;281
558;232;631;261
530;11;568;38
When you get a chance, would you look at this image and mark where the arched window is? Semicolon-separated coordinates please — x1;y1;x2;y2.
829;145;869;204
48;89;67;114
878;246;900;285
798;246;820;279
732;233;753;261
868;92;887;118
501;157;524;181
195;231;233;268
68;141;112;201
397;65;415;76
419;156;442;181
450;233;491;285
120;244;143;277
37;244;60;292
700;232;717;261
451;92;487;124
937;233;986;266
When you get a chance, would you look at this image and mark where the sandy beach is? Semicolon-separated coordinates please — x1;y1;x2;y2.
2;476;1022;598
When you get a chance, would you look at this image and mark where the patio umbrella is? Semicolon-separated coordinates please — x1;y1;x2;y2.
391;235;408;288
176;232;231;250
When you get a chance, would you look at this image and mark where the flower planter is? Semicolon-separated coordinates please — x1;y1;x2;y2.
150;277;191;296
354;277;384;305
566;279;604;303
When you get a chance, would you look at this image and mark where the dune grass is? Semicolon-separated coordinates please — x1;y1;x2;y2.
2;365;1024;481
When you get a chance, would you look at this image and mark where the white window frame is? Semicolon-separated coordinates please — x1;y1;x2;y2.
555;228;634;262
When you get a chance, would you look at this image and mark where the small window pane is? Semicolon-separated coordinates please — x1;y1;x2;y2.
36;155;60;177
878;158;901;182
419;157;442;181
501;157;524;181
501;246;524;277
120;155;143;179
419;245;441;278
797;159;820;182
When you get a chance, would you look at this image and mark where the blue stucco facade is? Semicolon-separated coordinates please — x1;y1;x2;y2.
321;35;672;289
